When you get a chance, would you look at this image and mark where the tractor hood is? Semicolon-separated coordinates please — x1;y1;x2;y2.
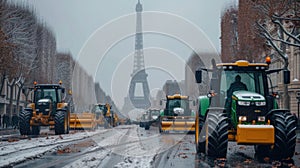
232;91;265;101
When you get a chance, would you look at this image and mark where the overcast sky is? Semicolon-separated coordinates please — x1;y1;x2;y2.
24;0;236;108
25;0;234;55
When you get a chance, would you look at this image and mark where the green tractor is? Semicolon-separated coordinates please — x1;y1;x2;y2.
195;59;297;160
159;94;196;133
19;81;70;135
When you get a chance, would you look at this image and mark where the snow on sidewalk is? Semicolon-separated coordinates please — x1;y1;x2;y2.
0;130;105;167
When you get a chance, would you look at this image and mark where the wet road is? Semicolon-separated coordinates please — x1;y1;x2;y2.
1;125;300;167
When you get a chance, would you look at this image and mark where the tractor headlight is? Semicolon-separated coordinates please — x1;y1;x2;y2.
238;101;250;106
255;101;266;106
257;116;265;122
239;116;247;122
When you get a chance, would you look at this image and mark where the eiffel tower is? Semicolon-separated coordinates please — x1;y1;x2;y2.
125;0;151;110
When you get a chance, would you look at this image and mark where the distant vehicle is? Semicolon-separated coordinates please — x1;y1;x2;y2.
139;109;160;130
95;103;119;128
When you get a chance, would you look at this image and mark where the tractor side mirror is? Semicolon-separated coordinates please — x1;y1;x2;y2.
195;70;202;83
283;70;290;84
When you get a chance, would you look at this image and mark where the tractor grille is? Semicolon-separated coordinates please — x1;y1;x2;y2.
36;104;50;115
236;104;267;122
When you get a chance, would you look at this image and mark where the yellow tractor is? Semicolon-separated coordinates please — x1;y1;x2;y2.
19;81;70;135
94;103;119;128
159;94;196;133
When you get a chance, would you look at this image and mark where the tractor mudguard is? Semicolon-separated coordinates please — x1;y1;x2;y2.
198;96;210;117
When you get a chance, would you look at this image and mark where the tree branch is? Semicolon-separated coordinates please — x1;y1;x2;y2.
272;19;300;44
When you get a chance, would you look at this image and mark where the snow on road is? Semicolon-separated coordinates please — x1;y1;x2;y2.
113;125;158;168
0;125;189;168
63;125;159;168
0;130;106;167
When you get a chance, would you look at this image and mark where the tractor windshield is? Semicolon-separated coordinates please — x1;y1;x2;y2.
166;99;190;116
35;89;58;103
151;110;160;117
220;70;266;100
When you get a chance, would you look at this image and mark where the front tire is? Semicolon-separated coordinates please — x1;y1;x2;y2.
270;112;297;160
145;123;150;130
205;112;228;158
54;111;69;135
19;110;32;135
196;117;206;153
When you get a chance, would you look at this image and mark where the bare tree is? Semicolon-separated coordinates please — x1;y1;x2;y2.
0;1;38;116
255;0;300;109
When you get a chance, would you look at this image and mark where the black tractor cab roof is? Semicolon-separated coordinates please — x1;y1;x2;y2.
34;84;64;89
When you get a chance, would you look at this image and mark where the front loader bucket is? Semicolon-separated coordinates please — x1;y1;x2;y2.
70;112;96;130
160;116;195;133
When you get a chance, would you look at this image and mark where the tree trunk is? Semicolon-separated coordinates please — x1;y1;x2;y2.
8;78;16;119
0;74;6;96
16;79;24;115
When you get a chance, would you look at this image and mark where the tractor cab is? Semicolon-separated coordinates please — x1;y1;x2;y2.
159;94;195;133
164;94;191;117
33;84;65;116
196;60;277;127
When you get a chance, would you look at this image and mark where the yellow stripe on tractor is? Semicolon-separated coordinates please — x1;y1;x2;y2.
236;124;274;144
160;116;195;132
70;112;96;130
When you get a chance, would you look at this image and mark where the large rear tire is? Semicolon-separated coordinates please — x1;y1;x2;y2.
205;112;228;158
19;110;32;135
270;112;297;160
54;111;69;135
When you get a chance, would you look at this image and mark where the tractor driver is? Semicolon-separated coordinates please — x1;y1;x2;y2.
226;75;248;123
227;75;248;98
44;92;53;101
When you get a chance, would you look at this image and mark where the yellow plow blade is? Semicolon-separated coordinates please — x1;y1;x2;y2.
70;112;96;130
160;116;195;133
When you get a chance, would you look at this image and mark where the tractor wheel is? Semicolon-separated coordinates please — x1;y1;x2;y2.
270;112;297;160
104;117;110;129
159;123;163;133
254;145;270;158
65;112;70;134
205;112;228;158
32;126;40;135
19;110;32;135
196;118;206;154
54;111;68;135
145;123;150;130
